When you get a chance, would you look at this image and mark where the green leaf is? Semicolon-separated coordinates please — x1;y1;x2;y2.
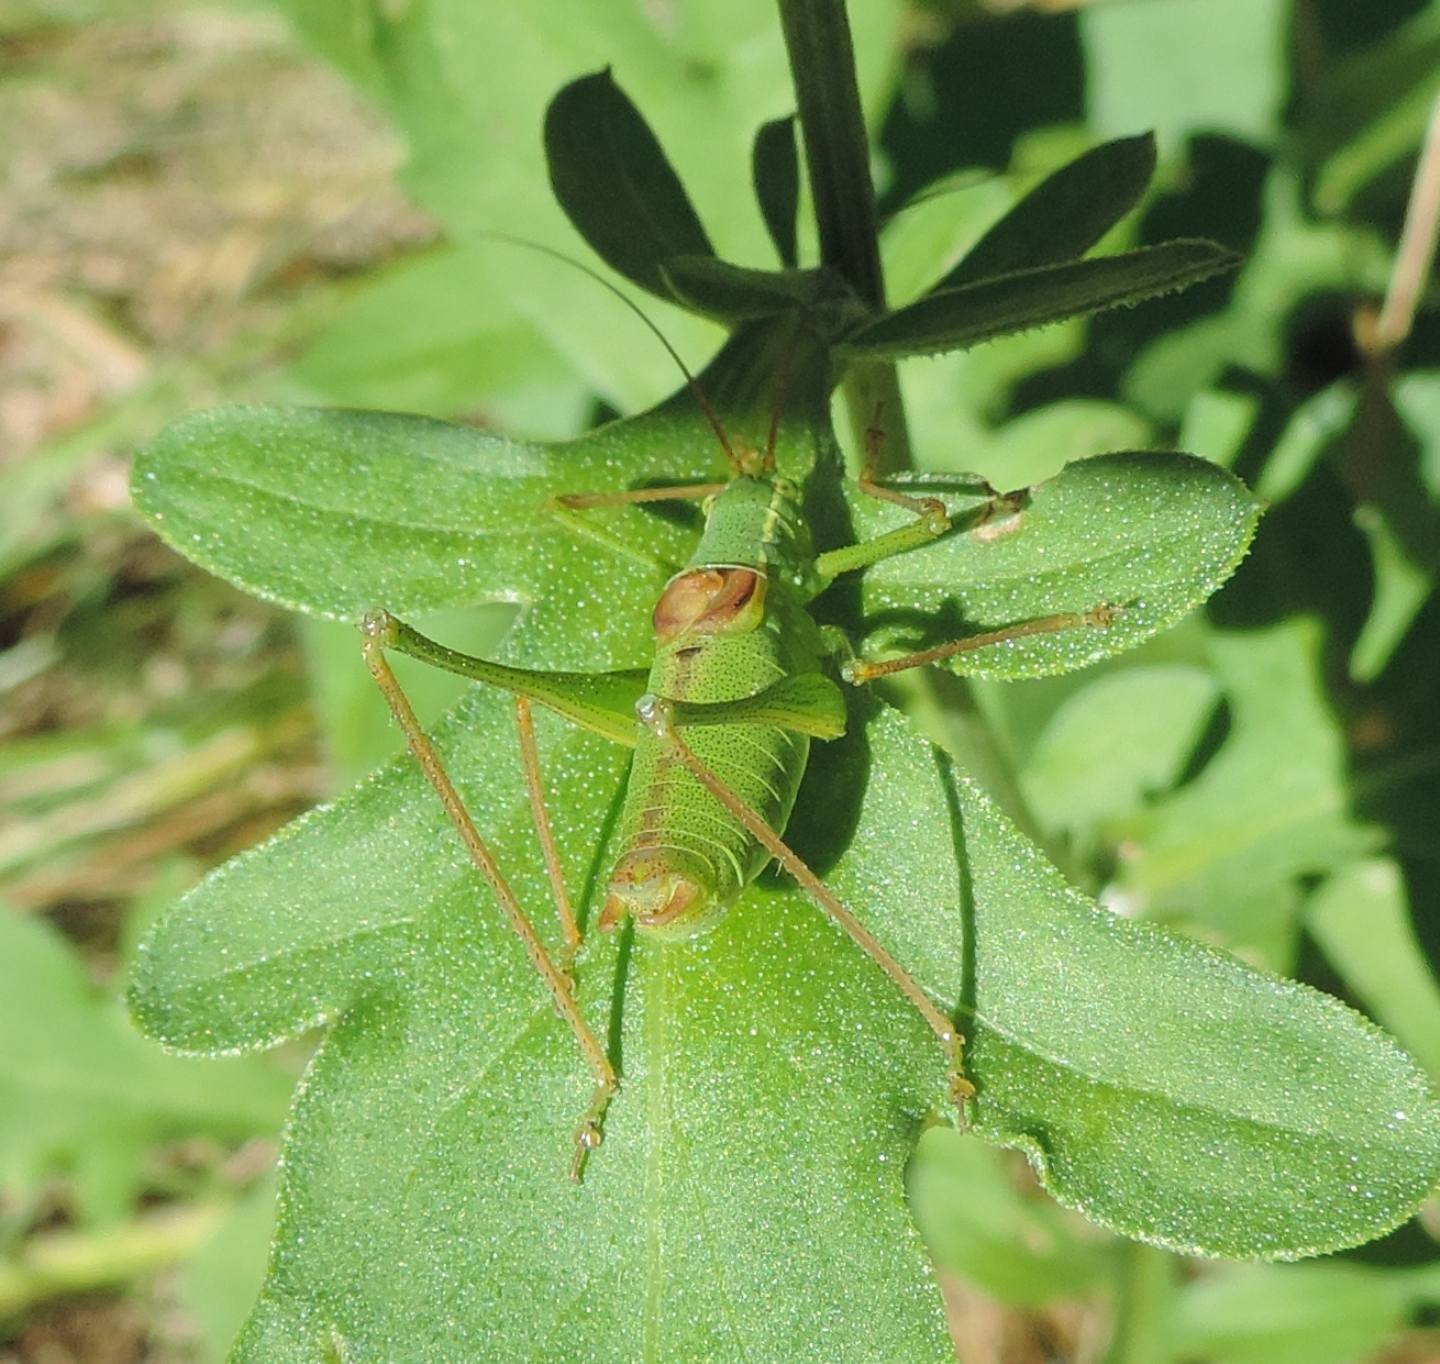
752;114;800;267
131;319;834;675
0;907;289;1223
1081;0;1288;148
289;246;591;436
952;397;1152;487
1253;382;1358;504
544;69;715;302
880;172;1017;307
131;697;1440;1358
1118;620;1382;957
1307;859;1440;1082
1347;372;1440;681
1298;6;1440;213
175;1176;280;1364
659;256;830;322
825;712;1440;1259
940;133;1157;288
846;451;1262;678
839;240;1240;360
134;694;957;1362
1172;1262;1413;1364
1349;507;1436;683
131;406;703;671
1122;173;1391;421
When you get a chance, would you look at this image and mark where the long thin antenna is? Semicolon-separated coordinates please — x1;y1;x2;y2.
475;230;741;472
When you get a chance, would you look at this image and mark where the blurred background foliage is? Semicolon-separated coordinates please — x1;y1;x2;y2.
1;0;1438;1360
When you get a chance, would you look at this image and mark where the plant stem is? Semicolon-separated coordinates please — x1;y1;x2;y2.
776;0;1050;844
1372;91;1440;357
777;0;911;474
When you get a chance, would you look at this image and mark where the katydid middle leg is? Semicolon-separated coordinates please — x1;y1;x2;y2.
361;614;618;1179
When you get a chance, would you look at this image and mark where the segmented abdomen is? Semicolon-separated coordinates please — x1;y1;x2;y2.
603;582;822;937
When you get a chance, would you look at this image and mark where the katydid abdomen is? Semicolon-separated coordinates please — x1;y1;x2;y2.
600;474;831;937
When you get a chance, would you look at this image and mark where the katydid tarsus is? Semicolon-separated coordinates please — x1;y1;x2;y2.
360;291;1119;1182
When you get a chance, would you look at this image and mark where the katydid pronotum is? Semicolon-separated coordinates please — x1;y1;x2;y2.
358;300;1119;1181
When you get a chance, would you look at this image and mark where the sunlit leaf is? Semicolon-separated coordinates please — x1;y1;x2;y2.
845;450;1261;678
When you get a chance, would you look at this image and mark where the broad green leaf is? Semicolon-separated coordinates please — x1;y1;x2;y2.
824;711;1440;1259
133;693;957;1362
907;1129;1102;1307
133;405;679;670
131;695;1440;1360
1082;0;1288;148
131;323;833;672
844;451;1261;679
0;907;289;1223
752;114;799;267
1307;860;1440;1081
839;240;1239;361
1020;666;1220;836
939;133;1156;288
544;70;715;302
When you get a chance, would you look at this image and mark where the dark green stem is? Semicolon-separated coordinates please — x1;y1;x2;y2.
776;0;1053;846
777;0;911;474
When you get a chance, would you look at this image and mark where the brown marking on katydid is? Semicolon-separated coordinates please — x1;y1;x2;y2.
652;566;766;640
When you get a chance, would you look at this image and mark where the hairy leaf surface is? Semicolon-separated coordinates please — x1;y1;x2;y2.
844;451;1261;678
132;699;1440;1356
133;696;957;1363
839;240;1239;360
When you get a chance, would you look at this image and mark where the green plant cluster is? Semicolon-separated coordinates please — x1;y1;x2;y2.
3;2;1440;1361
